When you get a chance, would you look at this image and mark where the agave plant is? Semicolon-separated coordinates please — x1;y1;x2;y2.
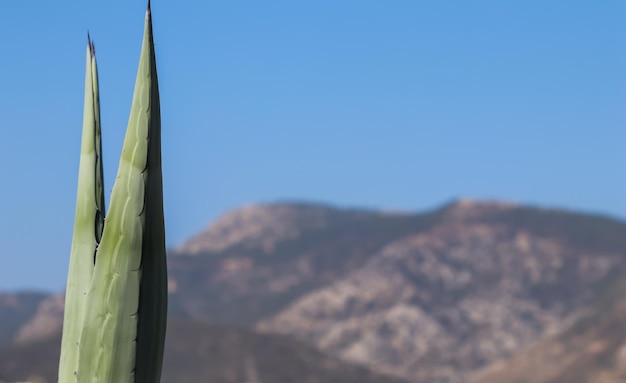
58;2;167;382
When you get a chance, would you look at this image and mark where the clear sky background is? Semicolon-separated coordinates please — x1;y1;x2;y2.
0;1;624;292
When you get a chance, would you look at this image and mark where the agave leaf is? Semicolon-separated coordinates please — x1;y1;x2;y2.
58;37;105;383
133;4;168;381
77;4;166;382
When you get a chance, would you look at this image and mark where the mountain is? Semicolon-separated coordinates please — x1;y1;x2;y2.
254;201;626;382
2;199;626;383
0;319;409;383
167;202;441;325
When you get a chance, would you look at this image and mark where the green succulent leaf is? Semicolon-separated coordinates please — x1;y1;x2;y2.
76;4;167;383
58;36;106;383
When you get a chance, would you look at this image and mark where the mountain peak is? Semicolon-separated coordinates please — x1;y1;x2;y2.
174;199;527;255
174;202;346;255
439;197;520;220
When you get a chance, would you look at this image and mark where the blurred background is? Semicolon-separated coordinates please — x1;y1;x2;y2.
0;1;625;382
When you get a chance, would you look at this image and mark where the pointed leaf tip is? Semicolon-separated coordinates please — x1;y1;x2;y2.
87;32;95;57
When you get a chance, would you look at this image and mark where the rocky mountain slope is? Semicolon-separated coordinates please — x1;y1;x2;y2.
255;202;626;382
2;199;625;383
0;319;407;383
167;202;441;325
470;275;626;383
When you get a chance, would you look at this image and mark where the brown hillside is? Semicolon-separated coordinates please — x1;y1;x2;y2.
0;319;408;383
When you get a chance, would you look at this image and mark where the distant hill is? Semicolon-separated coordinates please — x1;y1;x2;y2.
0;319;408;383
0;291;48;346
2;199;626;382
167;201;442;325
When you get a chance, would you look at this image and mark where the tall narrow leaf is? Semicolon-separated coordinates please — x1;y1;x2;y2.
58;37;105;383
76;4;167;382
133;5;168;380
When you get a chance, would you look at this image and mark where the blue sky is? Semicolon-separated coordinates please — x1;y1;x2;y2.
0;1;624;291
